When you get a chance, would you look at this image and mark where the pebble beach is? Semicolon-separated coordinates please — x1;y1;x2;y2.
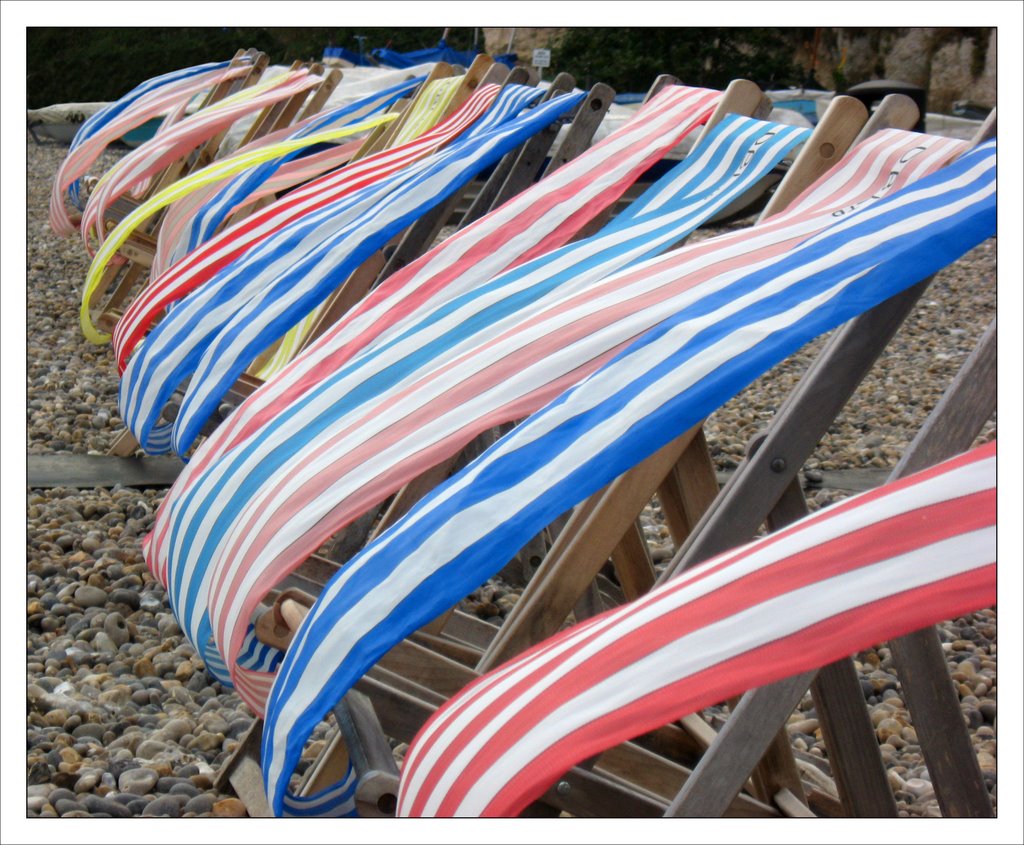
25;135;997;819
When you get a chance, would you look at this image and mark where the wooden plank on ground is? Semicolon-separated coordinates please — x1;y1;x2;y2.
28;454;184;488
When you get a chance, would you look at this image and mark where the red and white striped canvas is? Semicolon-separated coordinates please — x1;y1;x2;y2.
397;441;997;817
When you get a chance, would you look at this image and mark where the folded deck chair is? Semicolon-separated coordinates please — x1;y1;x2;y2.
247;136;995;814
156;118;969;693
394;441;996;816
49;51;264;236
109;74;547;371
116;86;718;455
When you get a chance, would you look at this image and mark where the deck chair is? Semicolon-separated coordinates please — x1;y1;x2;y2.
163;93;917;811
112;82;729;458
394;437;996;816
307;118;995;819
79;60;345;343
235;110;995;811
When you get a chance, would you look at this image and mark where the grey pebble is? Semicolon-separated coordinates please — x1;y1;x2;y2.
81;794;133;818
142;794;187;817
73;584;108;608
183;793;216;814
118;766;160;795
54;797;88;816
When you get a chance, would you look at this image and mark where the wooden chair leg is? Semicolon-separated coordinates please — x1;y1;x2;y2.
664;321;996;817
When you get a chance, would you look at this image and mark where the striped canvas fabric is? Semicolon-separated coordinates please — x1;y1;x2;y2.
117;87;586;454
110;80;531;369
161;112;810;692
78;68;326;259
391;76;465;145
160;75;424;272
396;441;997;816
152;129;971;706
255;139;995;814
119;86;722;455
50;60;250;235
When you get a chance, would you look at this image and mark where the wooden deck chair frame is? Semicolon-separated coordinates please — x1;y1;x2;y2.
89;53;345;338
210;76;859;816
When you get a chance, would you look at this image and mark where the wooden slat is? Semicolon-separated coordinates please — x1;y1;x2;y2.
28;454;184;488
595;743;779;817
655;427;721;547
762;475;896;816
666;673;813;816
609;519;656;601
812;657;899;815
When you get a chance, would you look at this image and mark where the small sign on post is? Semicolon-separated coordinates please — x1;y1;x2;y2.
532;47;551;80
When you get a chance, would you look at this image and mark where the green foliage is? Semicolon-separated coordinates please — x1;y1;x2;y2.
551;28;803;94
26;27;479;108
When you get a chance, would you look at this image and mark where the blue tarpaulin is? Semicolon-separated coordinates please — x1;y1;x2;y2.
372;39;481;69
